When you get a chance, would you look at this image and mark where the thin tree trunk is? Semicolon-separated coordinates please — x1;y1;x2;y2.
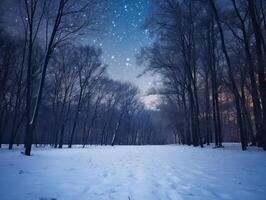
209;0;247;150
69;88;83;148
247;0;266;150
232;0;263;146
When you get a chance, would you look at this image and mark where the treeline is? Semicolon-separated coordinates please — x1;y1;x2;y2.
0;0;171;156
138;0;266;150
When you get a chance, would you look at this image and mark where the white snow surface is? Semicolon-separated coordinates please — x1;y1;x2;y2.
0;144;266;200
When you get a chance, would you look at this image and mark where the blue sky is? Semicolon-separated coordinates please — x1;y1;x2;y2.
3;0;157;94
98;0;156;94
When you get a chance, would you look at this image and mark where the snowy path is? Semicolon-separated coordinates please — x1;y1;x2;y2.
0;144;266;200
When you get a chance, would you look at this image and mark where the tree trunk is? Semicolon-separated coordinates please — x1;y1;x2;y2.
247;0;266;150
209;0;247;150
232;0;263;146
69;89;83;148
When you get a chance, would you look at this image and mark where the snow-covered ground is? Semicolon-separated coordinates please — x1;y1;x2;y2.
0;144;266;200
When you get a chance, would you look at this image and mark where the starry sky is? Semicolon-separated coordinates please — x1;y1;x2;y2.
2;0;157;95
94;0;156;94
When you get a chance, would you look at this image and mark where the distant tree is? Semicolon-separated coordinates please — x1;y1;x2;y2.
68;46;106;148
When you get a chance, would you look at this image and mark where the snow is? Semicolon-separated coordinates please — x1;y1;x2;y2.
0;144;266;200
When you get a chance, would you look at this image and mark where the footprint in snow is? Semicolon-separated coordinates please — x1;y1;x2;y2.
128;173;134;178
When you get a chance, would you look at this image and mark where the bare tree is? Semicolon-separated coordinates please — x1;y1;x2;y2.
68;46;106;148
21;0;105;155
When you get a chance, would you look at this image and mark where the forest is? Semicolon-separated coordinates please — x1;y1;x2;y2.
0;0;266;155
138;0;266;151
1;1;266;200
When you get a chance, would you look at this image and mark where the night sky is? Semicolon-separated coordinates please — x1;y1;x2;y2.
94;0;156;94
3;0;157;95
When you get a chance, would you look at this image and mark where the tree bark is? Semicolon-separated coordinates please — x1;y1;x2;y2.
209;0;247;150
